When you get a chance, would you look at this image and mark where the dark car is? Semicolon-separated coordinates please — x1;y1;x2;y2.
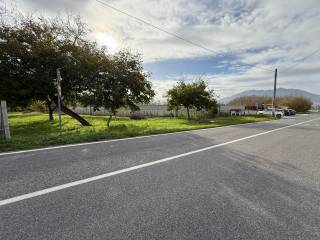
282;109;290;116
288;109;296;115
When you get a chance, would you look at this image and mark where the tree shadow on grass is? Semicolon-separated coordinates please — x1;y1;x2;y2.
11;119;60;134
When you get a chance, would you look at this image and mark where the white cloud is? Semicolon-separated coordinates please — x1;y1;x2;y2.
151;79;178;103
5;0;320;99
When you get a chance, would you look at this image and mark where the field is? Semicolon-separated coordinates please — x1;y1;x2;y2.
0;113;272;152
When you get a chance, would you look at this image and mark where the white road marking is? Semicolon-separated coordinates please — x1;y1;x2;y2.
0;117;319;207
0;120;274;157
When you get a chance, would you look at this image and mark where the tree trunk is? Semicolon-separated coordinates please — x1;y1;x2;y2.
48;105;54;121
186;107;190;120
51;96;92;126
60;103;92;126
107;114;113;127
47;103;54;121
46;99;54;121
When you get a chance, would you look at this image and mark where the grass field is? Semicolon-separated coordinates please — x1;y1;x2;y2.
0;112;272;152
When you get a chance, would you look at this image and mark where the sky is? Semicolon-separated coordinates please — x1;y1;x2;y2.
3;0;320;102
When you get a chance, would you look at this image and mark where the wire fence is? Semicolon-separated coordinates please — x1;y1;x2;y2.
72;104;259;118
72;104;211;118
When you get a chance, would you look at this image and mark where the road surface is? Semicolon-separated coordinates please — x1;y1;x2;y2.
1;114;320;239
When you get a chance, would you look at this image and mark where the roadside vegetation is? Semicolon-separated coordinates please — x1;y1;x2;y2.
0;113;272;152
0;8;274;153
166;79;217;120
0;11;154;127
228;96;312;112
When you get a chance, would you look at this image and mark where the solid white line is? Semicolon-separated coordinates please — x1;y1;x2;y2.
0;117;319;207
0;119;273;157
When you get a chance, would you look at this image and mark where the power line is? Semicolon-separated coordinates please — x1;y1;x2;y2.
95;0;274;72
281;47;320;73
96;0;220;54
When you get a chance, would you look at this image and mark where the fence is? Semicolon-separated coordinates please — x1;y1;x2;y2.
72;104;258;118
218;105;258;116
72;104;210;118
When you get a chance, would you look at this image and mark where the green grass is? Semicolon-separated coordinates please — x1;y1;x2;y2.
0;112;272;152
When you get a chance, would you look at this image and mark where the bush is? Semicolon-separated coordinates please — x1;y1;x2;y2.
281;96;312;113
163;112;174;117
228;95;312;113
30;100;47;113
129;114;146;120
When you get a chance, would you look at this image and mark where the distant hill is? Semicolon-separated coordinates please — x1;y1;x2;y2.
221;88;320;105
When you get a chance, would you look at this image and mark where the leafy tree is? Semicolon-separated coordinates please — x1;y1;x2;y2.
228;96;272;107
167;79;217;120
0;9;156;127
280;96;312;112
167;86;180;117
228;95;312;112
0;13;97;125
88;50;155;126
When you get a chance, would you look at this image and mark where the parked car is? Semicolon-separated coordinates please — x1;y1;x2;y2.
230;109;242;116
278;109;290;116
288;109;296;115
257;108;284;118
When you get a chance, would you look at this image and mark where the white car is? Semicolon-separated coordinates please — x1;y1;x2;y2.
257;108;283;118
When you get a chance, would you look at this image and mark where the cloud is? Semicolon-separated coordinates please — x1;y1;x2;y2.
5;0;320;99
150;79;178;103
17;0;89;12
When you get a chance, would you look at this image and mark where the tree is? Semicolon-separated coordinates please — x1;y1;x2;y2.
0;10;155;127
167;86;180;117
167;79;217;120
0;9;131;127
228;95;312;112
228;96;272;107
88;50;155;126
279;96;312;112
0;13;98;125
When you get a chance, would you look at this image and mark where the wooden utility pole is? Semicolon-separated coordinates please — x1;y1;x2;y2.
56;68;62;134
272;68;278;116
0;100;11;140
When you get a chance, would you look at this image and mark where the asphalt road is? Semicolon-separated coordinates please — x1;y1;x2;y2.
1;114;320;239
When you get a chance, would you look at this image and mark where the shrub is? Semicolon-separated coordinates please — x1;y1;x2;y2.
280;96;312;113
30;100;47;113
229;95;312;112
129;114;146;120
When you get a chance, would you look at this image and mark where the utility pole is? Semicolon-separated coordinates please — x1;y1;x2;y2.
56;68;62;134
272;68;278;117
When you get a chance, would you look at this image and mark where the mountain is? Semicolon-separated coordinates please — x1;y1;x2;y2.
221;88;320;105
